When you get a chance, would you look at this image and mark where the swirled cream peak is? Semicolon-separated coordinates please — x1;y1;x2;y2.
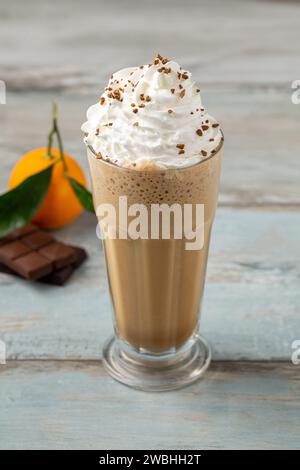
82;54;222;169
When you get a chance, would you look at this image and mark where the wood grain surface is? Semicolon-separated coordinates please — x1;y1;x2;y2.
0;361;299;450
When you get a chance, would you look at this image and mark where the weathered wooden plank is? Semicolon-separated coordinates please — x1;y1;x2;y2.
0;360;298;450
0;0;299;363
0;208;299;361
0;0;300;89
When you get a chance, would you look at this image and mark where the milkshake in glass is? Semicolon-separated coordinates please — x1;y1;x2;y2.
82;54;223;391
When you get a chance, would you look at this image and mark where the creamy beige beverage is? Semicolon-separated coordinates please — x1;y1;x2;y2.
87;147;222;352
83;54;223;389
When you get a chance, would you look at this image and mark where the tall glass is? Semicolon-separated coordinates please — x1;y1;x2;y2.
87;141;223;391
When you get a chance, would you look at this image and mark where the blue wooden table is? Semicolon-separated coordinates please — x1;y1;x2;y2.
0;0;299;450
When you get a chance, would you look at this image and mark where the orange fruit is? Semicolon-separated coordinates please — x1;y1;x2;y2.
8;147;87;229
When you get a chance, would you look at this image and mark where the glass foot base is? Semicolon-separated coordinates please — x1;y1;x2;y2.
102;334;211;392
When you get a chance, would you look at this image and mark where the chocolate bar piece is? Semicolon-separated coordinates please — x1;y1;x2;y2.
38;242;77;269
40;247;87;285
0;238;52;279
0;224;87;282
40;264;75;286
23;230;54;249
13;251;53;279
0;246;87;286
0;240;32;261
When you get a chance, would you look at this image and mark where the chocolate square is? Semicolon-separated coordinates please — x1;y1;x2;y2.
23;231;54;249
13;252;53;280
0;240;32;262
39;242;77;269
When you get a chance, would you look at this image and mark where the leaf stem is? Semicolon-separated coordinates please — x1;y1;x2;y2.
46;128;56;160
46;100;68;174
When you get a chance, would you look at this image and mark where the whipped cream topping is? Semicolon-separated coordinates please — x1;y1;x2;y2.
82;54;222;169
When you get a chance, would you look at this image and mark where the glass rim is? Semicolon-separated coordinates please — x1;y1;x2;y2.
87;131;224;174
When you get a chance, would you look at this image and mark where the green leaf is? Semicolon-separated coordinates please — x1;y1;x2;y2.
0;166;53;238
68;177;95;213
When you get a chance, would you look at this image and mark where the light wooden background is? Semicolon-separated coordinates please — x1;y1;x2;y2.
0;0;299;450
